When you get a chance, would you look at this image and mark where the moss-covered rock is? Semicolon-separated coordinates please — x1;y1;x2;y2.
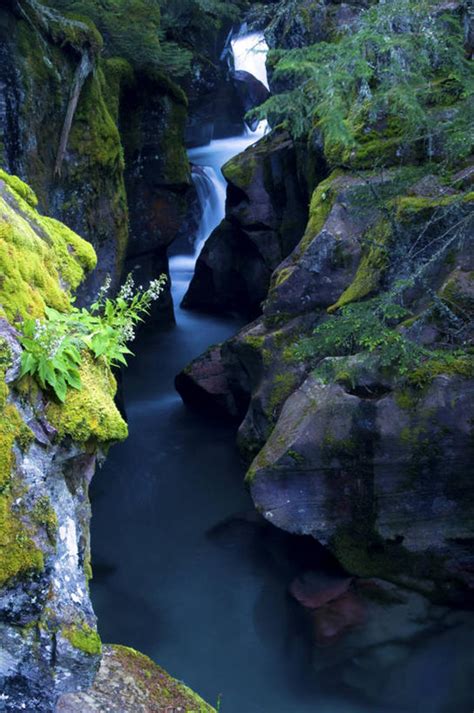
0;171;96;322
46;354;127;445
56;644;216;712
0;172;125;709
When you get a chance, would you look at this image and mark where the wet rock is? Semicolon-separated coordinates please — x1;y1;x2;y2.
183;129;312;318
309;579;474;711
232;70;270;128
312;590;366;646
264;172;385;318
175;345;246;420
290;571;353;609
248;372;474;601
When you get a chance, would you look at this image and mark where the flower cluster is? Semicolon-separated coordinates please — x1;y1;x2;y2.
19;272;168;402
118;273;135;302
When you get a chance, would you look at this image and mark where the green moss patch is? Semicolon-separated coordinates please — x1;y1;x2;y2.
46;354;128;445
0;373;43;587
0;173;96;322
63;621;102;656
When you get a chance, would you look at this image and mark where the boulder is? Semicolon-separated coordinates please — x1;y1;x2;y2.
248;372;474;602
232;70;270;129
183;129;312;318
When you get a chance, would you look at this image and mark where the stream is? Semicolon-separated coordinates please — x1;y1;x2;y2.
89;32;474;713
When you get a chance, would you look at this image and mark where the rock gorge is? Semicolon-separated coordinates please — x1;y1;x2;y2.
0;0;473;711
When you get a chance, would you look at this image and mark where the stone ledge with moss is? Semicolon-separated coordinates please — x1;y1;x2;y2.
56;645;216;713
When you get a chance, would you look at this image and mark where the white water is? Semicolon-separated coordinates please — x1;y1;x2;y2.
169;31;270;277
231;31;270;90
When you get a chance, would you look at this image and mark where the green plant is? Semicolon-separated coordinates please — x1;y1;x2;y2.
19;274;166;402
291;299;422;373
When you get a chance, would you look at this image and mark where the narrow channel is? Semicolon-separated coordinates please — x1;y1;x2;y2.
88;32;353;713
88;31;474;713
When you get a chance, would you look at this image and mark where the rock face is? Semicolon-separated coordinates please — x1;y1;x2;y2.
0;3;128;303
231;70;270;128
183;128;314;318
0;2;194;315
178;152;474;600
248;373;474;600
121;72;192;319
0;171;127;711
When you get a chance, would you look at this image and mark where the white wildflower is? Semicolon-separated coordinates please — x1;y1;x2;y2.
118;273;135;301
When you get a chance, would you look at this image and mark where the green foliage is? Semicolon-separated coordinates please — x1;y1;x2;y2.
45;0;243;76
292;299;422;374
291;297;473;387
19;313;83;403
250;0;473;164
19;274;167;402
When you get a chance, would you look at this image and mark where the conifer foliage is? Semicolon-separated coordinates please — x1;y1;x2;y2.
251;0;474;164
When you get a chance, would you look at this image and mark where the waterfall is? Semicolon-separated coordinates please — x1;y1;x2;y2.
169;30;269;284
231;32;270;90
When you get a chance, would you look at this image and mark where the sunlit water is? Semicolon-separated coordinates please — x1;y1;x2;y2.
89;32;474;713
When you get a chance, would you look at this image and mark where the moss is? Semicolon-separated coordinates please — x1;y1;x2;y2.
439;271;474;318
298;171;342;253
0;172;96;322
31;496;58;546
46;353;128;445
273;266;294;289
396;191;474;221
0;395;44;588
102;57;134;122
287;449;305;464
408;354;474;388
70;67;124;174
331;529;423;584
62;621;102;656
328;219;391;313
242;334;265;350
0;170;38;208
222;151;258;189
266;372;298;417
394;388;419;410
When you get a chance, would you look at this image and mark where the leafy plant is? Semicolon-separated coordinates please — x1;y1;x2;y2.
19;274;167;402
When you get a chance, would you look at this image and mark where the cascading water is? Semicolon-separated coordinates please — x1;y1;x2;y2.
231;31;270;90
169;29;269;282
